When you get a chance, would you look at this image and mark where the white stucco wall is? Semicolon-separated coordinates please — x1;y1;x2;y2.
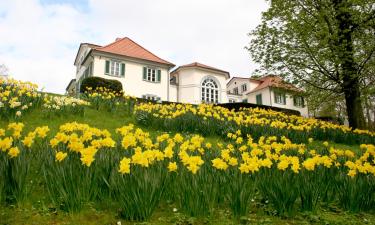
76;52;171;100
227;78;249;95
247;88;272;105
227;94;243;103
247;87;308;117
227;79;261;95
169;85;177;102
173;67;228;104
270;89;309;117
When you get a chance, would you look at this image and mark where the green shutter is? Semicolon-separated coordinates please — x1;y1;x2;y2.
293;96;297;106
302;97;305;107
121;63;125;77
143;67;147;80
105;60;110;74
283;94;286;105
157;69;161;82
256;94;262;105
274;92;277;103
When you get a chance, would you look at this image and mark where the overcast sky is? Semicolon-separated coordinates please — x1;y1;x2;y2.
0;0;269;94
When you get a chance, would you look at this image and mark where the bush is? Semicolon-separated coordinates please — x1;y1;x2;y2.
80;77;123;93
216;103;301;116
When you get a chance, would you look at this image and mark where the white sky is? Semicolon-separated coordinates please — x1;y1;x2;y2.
0;0;269;94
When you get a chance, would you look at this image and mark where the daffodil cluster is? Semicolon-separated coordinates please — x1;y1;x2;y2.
49;122;115;166
83;86;136;113
43;95;90;115
135;103;375;144
0;78;42;119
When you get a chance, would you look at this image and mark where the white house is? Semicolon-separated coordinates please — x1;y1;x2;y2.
69;37;308;116
227;75;308;117
170;62;229;104
73;37;175;101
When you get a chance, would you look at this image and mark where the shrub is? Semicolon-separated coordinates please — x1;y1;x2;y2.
80;77;123;93
216;103;301;116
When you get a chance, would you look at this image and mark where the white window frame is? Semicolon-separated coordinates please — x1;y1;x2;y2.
146;68;157;82
142;94;161;102
294;96;304;108
275;92;286;105
241;84;247;92
201;77;220;104
109;60;121;77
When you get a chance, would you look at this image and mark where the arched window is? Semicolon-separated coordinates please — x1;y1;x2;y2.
201;77;219;103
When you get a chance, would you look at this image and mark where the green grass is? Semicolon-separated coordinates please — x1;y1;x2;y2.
1;106;374;225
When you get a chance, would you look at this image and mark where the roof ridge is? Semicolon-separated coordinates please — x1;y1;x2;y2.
124;37;174;65
96;37;126;49
96;37;174;66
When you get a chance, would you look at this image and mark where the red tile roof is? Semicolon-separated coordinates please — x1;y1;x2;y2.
248;75;302;93
172;62;230;78
94;37;175;67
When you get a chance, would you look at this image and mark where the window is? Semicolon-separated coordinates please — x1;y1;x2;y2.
170;76;177;85
142;94;161;102
241;84;247;92
110;61;120;76
105;60;125;77
201;77;219;103
256;94;262;105
229;99;236;103
143;67;161;82
242;99;248;103
294;96;305;107
233;87;239;95
274;91;286;105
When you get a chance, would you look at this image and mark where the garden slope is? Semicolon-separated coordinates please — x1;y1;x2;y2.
1;105;375;225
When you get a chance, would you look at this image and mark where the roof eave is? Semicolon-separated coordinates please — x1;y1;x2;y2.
171;66;230;79
92;49;176;68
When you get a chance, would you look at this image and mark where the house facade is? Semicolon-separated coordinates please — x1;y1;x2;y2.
73;38;175;101
68;37;308;116
227;76;308;117
170;62;229;104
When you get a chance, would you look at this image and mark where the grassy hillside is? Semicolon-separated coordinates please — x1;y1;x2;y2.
1;79;375;225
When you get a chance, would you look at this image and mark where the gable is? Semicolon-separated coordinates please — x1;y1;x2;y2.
94;37;175;67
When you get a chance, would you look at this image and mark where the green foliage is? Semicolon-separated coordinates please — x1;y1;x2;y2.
247;0;375;129
80;77;123;93
257;169;299;216
0;150;30;204
335;174;375;212
111;164;169;221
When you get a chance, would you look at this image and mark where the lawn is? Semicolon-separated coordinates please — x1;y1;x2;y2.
1;80;374;225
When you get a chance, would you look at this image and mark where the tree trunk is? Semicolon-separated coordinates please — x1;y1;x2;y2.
343;81;365;129
334;0;366;129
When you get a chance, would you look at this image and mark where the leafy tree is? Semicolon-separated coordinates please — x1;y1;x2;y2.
247;0;375;129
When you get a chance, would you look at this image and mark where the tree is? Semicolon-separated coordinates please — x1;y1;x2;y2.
247;0;375;129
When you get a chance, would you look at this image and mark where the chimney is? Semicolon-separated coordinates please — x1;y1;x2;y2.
115;37;123;41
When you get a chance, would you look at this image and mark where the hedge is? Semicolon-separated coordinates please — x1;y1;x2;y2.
80;77;123;93
214;103;301;116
